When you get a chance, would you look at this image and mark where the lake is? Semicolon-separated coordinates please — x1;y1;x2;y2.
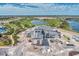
31;20;47;25
67;19;79;32
32;19;79;32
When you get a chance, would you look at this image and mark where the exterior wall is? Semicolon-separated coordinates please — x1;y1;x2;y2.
32;39;43;45
31;29;43;39
39;39;43;45
32;39;38;45
31;30;60;39
31;29;60;39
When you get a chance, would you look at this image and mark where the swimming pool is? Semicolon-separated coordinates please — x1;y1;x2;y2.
0;26;7;34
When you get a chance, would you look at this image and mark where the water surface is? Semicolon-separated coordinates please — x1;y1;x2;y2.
0;26;7;34
31;20;47;25
67;20;79;32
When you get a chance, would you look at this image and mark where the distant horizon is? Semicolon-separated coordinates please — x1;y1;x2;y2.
0;3;79;15
1;15;79;17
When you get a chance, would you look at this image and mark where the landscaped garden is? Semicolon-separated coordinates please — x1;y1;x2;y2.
43;18;70;30
0;17;71;46
0;17;35;46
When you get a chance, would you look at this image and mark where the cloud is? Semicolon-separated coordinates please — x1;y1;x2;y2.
0;3;79;15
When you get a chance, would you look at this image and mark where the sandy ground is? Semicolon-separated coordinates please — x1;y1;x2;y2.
0;27;79;56
57;28;79;45
58;28;79;38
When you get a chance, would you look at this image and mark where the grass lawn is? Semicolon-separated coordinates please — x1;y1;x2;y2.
2;18;34;45
0;17;71;46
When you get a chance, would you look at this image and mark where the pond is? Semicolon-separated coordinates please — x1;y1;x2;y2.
67;19;79;32
31;20;47;25
0;26;7;34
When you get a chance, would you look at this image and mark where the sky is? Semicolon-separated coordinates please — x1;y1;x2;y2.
0;3;79;15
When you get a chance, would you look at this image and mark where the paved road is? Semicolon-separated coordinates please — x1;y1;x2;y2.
0;31;28;56
6;30;40;56
8;31;27;56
